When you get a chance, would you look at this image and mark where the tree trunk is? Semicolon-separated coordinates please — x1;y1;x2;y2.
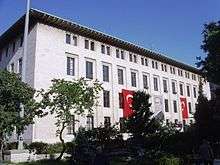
0;136;4;162
56;122;66;161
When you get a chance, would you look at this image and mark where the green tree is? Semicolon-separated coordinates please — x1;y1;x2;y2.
40;78;102;160
0;70;44;161
125;91;161;140
198;21;220;84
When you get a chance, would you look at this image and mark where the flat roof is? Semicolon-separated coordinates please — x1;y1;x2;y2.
0;8;200;74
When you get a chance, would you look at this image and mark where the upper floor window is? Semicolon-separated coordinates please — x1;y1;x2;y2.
193;87;197;98
67;57;75;76
173;100;177;113
129;53;137;63
103;90;110;108
153;77;159;91
131;71;137;87
164;99;169;112
12;42;16;52
116;49;125;59
101;45;111;55
72;36;77;46
180;83;184;96
172;81;177;94
90;41;95;51
103;65;109;82
161;64;167;72
121;50;125;59
118;68;124;85
67;115;75;134
188;102;192;114
85;39;89;49
106;46;110;55
18;58;22;75
86;115;94;130
187;85;191;97
141;57;148;66
66;34;71;44
101;45;105;54
86;61;93;79
163;79;168;93
143;74;148;89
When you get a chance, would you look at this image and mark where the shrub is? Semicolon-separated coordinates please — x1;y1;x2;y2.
156;155;181;165
28;142;48;154
47;143;63;156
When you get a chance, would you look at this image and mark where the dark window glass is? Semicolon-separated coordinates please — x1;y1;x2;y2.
104;117;111;127
134;55;137;63
193;87;197;98
103;90;110;107
121;51;124;59
172;82;176;94
116;49;120;58
118;69;124;85
72;36;77;46
129;53;132;62
106;46;110;55
152;61;155;68
163;79;168;93
86;115;94;130
67;57;75;76
20;36;23;47
155;62;158;69
67;115;75;134
101;45;105;54
131;72;137;87
165;99;169;112
103;65;109;82
90;41;95;51
187;86;190;97
86;61;93;79
180;84;183;96
119;93;124;108
188;102;192;114
66;34;71;44
173;100;177;113
145;59;148;66
85;39;89;49
12;42;16;52
153;77;158;91
143;75;148;89
141;58;144;65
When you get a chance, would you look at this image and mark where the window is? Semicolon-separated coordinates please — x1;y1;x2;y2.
163;79;168;93
10;63;14;73
155;61;158;69
131;72;137;87
145;59;148;66
119;118;126;133
106;46;110;55
180;83;184;96
20;36;23;47
141;57;144;65
116;49;120;58
152;61;155;68
104;117;111;127
72;36;77;46
172;81;177;94
119;93;124;108
18;58;22;75
86;115;94;130
85;39;89;49
67;115;75;134
193;87;197;98
165;99;169;112
86;61;93;79
118;68;124;85
121;50;125;59
6;47;9;57
187;85;190;97
67;57;75;76
153;77;159;91
101;45;105;54
103;90;110;107
103;65;109;82
129;53;133;62
188;102;192;114
173;100;177;113
134;55;137;63
90;41;95;51
66;34;71;44
12;42;16;52
143;75;148;89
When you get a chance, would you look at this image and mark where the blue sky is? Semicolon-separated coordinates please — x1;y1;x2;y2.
0;0;219;66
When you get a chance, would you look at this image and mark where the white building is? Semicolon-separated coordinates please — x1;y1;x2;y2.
0;9;210;143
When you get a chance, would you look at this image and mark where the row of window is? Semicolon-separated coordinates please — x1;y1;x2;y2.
9;58;23;75
164;99;195;114
65;33;198;81
67;56;198;98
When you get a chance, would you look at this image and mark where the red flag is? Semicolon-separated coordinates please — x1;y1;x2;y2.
180;97;188;119
122;89;134;118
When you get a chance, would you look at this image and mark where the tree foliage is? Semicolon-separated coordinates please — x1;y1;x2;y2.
125;91;161;139
0;70;44;160
40;78;102;160
198;21;220;84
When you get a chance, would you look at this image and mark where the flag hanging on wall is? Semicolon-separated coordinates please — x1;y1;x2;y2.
180;97;188;119
122;89;134;118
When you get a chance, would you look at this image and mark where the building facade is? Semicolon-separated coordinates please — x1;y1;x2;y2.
0;9;211;143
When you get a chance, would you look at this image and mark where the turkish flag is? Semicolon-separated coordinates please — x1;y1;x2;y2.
122;89;134;118
180;97;188;119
